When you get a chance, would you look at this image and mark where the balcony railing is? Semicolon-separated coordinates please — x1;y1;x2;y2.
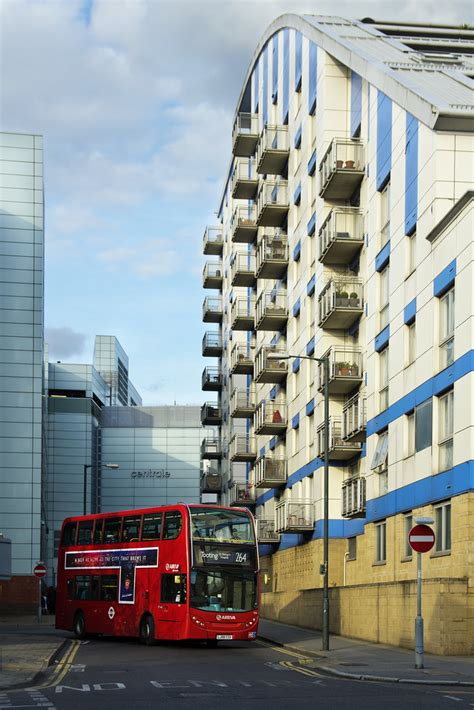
232;112;259;157
342;476;366;517
231;204;258;243
318;278;364;330
230;388;256;418
201;402;222;426
231;296;255;331
230;343;253;375
202;331;222;357
256;125;290;175
230;482;256;506
256;518;280;543
230;251;256;288
201;438;222;460
203;226;223;256
275;500;314;533
203;261;223;290
319;138;365;199
255;289;288;331
254;401;287;435
256;179;289;227
254;346;288;384
229;435;257;462
317;346;363;395
200;470;223;494
254;456;287;488
202;296;223;323
231;158;259;200
342;392;367;442
318;207;364;265
256;230;289;279
202;366;222;392
316;417;362;461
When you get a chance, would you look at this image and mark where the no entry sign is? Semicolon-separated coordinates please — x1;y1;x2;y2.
33;563;47;578
409;525;435;553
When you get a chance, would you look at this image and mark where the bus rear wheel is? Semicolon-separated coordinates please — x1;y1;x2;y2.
73;611;86;640
139;614;156;646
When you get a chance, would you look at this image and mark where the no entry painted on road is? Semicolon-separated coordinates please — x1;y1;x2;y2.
33;563;47;578
408;524;435;553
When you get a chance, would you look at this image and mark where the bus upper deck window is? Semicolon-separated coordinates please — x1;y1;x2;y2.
141;513;162;541
162;511;182;540
61;522;77;547
93;519;103;544
77;521;93;545
104;518;122;544
122;515;141;542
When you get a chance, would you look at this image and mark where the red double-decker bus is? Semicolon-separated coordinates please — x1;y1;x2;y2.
55;504;259;645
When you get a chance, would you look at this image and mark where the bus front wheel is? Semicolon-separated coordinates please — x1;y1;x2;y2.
73;611;86;640
139;614;156;646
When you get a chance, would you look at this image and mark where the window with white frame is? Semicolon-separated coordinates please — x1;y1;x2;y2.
307;293;315;326
415;398;433;453
379;266;389;331
407;321;416;365
406;412;415;456
403;513;413;558
434;500;451;552
293;425;300;455
348;536;357;560
371;430;388;496
438;389;454;471
407;231;416;275
380;182;390;247
375;520;387;562
439;288;455;369
379;347;389;410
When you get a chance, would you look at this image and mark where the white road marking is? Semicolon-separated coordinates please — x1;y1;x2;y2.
443;697;462;702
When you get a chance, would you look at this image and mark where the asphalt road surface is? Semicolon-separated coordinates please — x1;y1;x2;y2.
2;636;474;710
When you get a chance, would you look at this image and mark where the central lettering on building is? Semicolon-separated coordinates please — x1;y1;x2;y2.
131;470;171;479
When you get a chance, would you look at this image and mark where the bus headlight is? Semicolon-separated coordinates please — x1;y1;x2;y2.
191;615;206;628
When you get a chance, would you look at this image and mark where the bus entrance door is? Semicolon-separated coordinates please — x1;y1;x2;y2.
156;572;187;640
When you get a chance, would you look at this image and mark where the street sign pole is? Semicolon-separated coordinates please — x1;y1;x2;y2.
415;552;423;668
37;577;42;625
33;562;47;624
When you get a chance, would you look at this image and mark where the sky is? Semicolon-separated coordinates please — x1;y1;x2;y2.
1;0;471;405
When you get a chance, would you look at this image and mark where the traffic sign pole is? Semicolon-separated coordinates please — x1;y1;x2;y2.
415;552;424;668
38;578;42;625
33;562;47;625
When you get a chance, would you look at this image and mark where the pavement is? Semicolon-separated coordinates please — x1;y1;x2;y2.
0;615;472;691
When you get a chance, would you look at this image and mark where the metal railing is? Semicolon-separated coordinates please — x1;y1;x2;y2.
317;347;363;389
232;112;259;141
342;392;367;439
257;179;289;214
202;296;222;319
316;416;361;457
275;500;314;532
318;278;364;325
254;456;287;487
254;401;287;431
256;518;280;543
230;251;256;282
341;476;366;517
230;388;256;415
255;289;288;325
201;366;222;390
229;435;257;460
254;345;288;380
319;138;364;193
318;207;364;260
230;343;253;373
203;226;223;253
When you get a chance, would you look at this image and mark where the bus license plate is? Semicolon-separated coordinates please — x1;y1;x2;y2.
216;634;233;640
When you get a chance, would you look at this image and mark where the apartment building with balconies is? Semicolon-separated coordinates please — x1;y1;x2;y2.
201;15;474;654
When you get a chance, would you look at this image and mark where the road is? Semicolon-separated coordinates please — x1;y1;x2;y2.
1;636;473;710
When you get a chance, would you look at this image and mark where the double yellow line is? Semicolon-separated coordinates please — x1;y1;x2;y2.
32;639;81;690
257;639;323;678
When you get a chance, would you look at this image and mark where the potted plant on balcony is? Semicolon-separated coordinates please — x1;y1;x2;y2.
336;290;349;307
336;361;350;376
349;291;360;307
345;159;355;169
335;159;344;169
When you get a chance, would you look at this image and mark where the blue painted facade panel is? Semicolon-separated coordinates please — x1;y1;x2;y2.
374;325;390;352
307;274;316;295
282;29;290;122
295;31;302;90
351;71;362;137
306;398;315;416
292;413;300;429
306;337;315;356
375;240;390;272
272;33;279;104
405;112;418;235
307;211;316;236
262;44;269;125
404;298;416;325
294;124;302;148
308;41;317;114
376;91;392;190
292;356;301;373
433;259;456;297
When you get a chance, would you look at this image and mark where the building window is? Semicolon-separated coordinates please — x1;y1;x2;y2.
380;182;390;247
379;266;389;331
439;288;455;369
403;513;413;558
348;536;357;560
371;430;388;470
407;231;416;275
406;412;415;456
407;322;416;365
293;425;300;455
434;501;451;553
375;521;386;562
438;390;454;471
415;398;432;453
379;347;389;410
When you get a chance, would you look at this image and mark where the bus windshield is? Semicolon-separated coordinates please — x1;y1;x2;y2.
190;508;255;545
190;569;257;612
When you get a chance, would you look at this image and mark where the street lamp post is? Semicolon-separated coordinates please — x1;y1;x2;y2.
83;463;119;516
267;350;330;651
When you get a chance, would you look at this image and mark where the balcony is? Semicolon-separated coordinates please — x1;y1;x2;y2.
318;278;364;330
316;417;362;461
201;402;222;426
342;392;367;442
231;251;256;288
231;158;259;200
229;435;257;462
202;367;222;392
256;230;289;279
201;438;222;460
200;469;223;494
203;226;223;256
256;518;280;543
255;290;288;331
342;475;366;518
231;204;258;244
319;138;365;199
256;125;289;175
230;388;256;418
318;208;364;265
230;482;256;507
275;500;314;533
256;180;289;227
231;296;255;331
254;401;287;435
230;343;253;375
254;346;288;384
232;112;259;157
203;262;223;290
317;346;363;395
202;296;223;323
202;332;222;357
254;455;287;488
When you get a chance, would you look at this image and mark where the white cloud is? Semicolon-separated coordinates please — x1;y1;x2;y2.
98;239;179;277
45;326;87;358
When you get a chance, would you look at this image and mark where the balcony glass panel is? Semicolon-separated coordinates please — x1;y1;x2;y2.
232;113;259;157
202;366;222;391
255;289;288;330
201;470;223;494
230;435;257;461
256;230;289;279
230;482;256;506
203;226;223;255
318;346;363;394
230;388;256;417
254;346;288;384
256;179;289;227
318;208;364;265
200;438;222;459
231;296;255;331
318;278;364;329
203;261;223;289
230;343;253;374
231;251;256;287
319;138;365;199
256;518;280;543
202;296;223;323
231;204;258;243
231;158;258;199
316;416;362;460
254;456;287;488
275;500;314;532
255;401;287;434
256;125;290;175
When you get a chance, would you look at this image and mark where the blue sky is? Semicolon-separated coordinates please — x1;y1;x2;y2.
1;0;471;404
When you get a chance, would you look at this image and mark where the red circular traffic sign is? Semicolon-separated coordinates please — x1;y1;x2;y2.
33;563;47;578
409;524;435;553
